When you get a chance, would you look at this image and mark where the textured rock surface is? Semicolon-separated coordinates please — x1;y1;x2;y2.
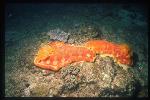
5;4;147;97
5;27;145;97
67;25;102;44
6;55;138;97
47;29;70;43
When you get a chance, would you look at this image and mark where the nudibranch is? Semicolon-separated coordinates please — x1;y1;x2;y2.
34;40;132;71
84;40;133;66
34;41;95;71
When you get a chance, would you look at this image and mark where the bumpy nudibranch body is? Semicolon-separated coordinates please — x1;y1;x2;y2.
34;40;132;71
34;41;95;71
84;40;132;66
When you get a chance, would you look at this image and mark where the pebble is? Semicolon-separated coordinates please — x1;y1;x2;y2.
42;70;51;76
68;38;75;44
47;29;70;43
24;87;30;96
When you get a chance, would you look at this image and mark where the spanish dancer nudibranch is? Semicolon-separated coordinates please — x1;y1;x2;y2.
34;40;133;71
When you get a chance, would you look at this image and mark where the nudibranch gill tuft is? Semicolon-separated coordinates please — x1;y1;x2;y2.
34;40;132;71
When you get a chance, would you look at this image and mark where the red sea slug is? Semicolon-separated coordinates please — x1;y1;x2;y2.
34;41;95;71
34;40;132;71
84;40;133;66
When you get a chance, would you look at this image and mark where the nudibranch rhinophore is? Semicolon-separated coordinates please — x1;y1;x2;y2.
34;40;132;71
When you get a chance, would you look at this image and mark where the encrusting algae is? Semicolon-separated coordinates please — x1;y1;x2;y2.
34;40;133;71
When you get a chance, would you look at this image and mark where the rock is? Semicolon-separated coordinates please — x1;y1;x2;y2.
67;25;102;44
29;83;50;97
79;25;101;38
58;66;81;94
67;38;75;44
6;51;139;97
24;87;30;96
42;69;52;76
46;25;102;45
5;27;141;97
52;55;138;97
48;78;64;96
47;29;70;43
94;57;116;88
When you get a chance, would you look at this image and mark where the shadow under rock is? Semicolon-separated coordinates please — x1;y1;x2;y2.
132;52;139;66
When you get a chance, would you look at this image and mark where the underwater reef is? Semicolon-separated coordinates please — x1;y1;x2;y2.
5;4;148;97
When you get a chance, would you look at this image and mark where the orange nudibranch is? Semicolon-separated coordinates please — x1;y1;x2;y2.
84;40;133;66
34;40;132;71
34;41;96;71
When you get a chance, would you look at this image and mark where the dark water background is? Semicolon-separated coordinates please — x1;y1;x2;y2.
5;3;148;97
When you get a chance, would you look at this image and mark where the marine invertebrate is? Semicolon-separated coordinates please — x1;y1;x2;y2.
34;40;132;71
84;40;133;66
34;41;95;71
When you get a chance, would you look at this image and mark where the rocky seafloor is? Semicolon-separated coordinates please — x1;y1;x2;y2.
5;4;148;97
